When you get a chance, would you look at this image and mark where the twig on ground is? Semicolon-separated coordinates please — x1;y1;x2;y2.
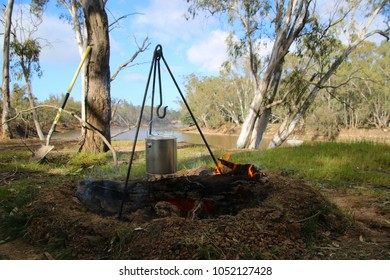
290;211;322;223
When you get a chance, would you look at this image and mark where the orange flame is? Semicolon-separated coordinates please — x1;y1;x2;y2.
213;164;223;175
213;153;230;175
248;164;260;178
214;154;265;178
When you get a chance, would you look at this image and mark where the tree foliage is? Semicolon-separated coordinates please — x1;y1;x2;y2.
180;71;253;129
7;4;46;140
187;0;389;149
183;39;389;136
10;39;42;81
322;41;390;129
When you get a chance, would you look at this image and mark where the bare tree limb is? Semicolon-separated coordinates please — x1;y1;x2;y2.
111;125;136;139
110;36;150;82
111;98;122;121
107;12;143;31
3;105;118;165
109;98;136;138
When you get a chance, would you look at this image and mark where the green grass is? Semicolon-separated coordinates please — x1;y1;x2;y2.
0;140;389;242
228;141;390;188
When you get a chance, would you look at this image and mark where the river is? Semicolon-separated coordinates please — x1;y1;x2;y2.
52;125;270;150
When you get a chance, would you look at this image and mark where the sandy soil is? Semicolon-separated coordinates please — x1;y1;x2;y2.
0;169;389;260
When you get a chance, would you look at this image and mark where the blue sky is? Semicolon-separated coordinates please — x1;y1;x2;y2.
3;0;230;110
1;0;387;111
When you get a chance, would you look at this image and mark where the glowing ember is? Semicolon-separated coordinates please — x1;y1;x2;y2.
156;199;216;218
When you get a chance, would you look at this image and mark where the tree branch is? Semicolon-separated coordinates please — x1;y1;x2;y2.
111;125;135;139
110;36;150;82
108;12;143;32
4;105;118;165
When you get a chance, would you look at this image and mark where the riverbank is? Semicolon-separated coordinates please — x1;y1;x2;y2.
179;124;390;145
1;124;388;153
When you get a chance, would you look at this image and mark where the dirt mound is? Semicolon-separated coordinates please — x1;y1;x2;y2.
20;169;387;260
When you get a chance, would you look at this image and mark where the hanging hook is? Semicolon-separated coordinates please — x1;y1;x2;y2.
157;104;168;119
155;46;168;119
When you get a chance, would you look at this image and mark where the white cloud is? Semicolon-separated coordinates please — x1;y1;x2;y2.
2;4;79;66
131;0;214;44
187;30;229;72
37;13;79;65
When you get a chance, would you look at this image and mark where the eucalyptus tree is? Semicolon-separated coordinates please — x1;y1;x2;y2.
181;74;223;128
33;0;149;152
181;70;254;128
55;1;148;135
328;41;389;129
188;0;315;149
74;0;111;152
1;0;15;139
371;41;390;128
268;0;389;148
9;4;46;140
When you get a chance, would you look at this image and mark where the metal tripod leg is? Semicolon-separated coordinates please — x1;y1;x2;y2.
118;44;221;219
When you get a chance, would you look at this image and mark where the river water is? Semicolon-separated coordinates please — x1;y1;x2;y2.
53;125;250;150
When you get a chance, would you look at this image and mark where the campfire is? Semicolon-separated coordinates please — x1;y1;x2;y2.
76;44;269;221
214;154;266;179
76;158;269;221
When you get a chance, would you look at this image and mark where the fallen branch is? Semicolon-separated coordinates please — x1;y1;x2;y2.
70;112;118;165
291;211;322;223
313;246;341;250
4;105;118;165
111;125;136;139
0;162;17;185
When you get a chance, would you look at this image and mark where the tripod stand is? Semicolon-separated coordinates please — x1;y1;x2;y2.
118;45;221;218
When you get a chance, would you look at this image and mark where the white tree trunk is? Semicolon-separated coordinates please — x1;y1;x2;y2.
59;0;89;137
26;80;45;140
236;0;310;149
268;111;303;149
236;87;264;148
1;0;14;139
268;3;387;149
248;108;271;149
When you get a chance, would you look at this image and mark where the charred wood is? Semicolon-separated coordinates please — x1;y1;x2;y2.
76;174;272;220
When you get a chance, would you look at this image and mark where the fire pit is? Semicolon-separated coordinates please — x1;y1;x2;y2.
76;163;270;220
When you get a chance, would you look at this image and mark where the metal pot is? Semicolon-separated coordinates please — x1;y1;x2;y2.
145;136;177;175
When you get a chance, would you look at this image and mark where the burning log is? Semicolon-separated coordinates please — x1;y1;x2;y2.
76;171;272;220
217;158;266;178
